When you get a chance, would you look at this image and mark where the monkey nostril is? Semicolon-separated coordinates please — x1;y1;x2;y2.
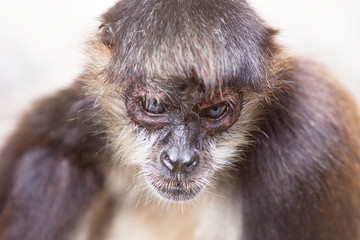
160;151;174;171
184;154;199;173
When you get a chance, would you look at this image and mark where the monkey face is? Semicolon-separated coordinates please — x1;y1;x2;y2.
122;82;243;201
86;41;276;202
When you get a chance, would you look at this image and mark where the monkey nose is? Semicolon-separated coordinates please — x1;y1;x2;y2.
160;149;199;175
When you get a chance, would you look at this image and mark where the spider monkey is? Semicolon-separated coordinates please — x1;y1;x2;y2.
1;0;360;240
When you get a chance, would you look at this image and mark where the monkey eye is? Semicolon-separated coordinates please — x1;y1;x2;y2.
142;98;167;114
201;102;228;119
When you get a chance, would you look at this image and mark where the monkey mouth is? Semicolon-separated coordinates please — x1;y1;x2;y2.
154;183;202;201
145;173;204;201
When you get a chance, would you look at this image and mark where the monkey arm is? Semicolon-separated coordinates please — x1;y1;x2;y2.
0;148;100;240
241;60;360;240
0;82;104;240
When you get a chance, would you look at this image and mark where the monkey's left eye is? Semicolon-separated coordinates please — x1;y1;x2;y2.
142;98;166;114
201;103;228;119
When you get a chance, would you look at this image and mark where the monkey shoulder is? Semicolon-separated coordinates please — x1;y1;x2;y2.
250;58;360;174
1;81;106;166
282;59;360;137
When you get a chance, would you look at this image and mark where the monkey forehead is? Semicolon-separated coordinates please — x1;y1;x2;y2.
101;0;278;91
128;81;240;106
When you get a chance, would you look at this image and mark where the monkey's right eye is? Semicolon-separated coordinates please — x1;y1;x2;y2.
142;98;166;114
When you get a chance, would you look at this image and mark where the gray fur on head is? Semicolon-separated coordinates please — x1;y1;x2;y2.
100;0;278;91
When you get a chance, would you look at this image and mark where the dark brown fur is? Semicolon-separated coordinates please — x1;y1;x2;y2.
241;61;360;240
1;0;360;240
0;83;105;239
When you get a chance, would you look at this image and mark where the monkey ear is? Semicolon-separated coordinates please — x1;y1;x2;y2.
98;24;114;47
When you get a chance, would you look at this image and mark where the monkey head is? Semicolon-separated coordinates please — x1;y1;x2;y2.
85;0;286;202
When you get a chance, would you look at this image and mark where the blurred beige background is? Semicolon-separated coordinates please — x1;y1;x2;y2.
0;0;360;144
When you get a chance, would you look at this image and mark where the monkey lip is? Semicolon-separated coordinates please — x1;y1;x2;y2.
146;175;203;201
144;165;209;201
155;184;201;201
